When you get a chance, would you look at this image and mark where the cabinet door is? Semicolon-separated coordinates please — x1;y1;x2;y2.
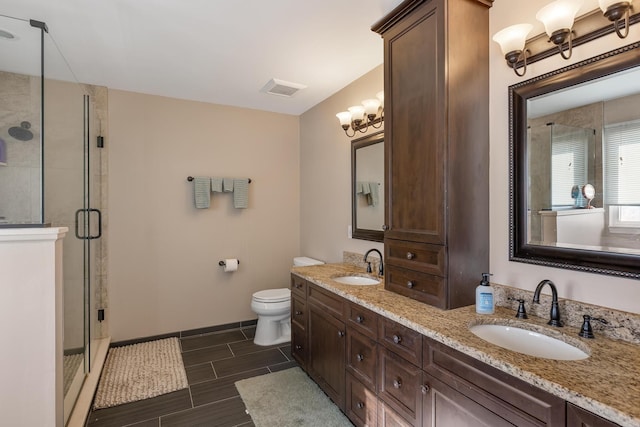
347;328;377;390
384;0;445;245
347;373;378;427
378;347;423;426
567;403;622;427
307;302;346;410
423;373;515;427
291;323;307;368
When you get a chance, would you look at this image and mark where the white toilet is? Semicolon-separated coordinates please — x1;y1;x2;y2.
251;256;324;346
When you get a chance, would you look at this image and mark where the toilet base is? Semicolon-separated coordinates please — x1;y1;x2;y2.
253;315;291;346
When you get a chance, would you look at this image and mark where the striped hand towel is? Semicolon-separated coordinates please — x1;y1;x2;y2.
233;178;249;209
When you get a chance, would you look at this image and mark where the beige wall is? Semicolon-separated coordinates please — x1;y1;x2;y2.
107;90;300;341
299;65;384;263
490;0;640;314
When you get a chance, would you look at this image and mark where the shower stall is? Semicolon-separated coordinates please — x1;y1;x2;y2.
0;14;106;424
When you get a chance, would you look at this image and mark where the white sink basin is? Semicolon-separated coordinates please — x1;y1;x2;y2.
332;275;380;285
469;324;589;361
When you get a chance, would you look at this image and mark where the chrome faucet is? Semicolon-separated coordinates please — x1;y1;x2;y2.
533;279;563;327
364;248;384;277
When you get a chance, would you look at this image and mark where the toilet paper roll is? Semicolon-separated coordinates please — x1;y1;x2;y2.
224;258;238;272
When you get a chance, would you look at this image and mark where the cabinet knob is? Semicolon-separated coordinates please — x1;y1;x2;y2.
338;330;345;338
393;378;402;389
382;224;389;231
392;334;402;344
406;252;415;260
295;310;303;315
356;402;365;409
421;384;430;394
356;353;364;362
355;315;364;323
295;283;302;289
407;281;414;289
295;345;303;350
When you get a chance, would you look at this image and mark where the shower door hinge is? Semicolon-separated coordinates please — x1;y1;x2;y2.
97;136;104;148
98;309;105;322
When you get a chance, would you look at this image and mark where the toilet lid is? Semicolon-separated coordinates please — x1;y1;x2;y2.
253;288;290;303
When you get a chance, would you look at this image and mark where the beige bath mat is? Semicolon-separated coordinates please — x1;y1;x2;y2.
93;337;188;409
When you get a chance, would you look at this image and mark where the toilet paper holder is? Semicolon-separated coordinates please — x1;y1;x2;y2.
218;260;240;266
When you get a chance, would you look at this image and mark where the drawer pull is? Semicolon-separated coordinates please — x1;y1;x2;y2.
382;224;389;231
295;310;303;315
392;334;402;344
338;330;345;338
355;315;364;323
393;378;402;389
356;402;365;409
407;281;414;289
356;353;364;362
406;252;415;260
295;345;303;350
421;384;430;394
295;283;303;289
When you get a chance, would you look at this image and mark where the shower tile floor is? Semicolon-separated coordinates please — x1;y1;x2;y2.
86;326;296;427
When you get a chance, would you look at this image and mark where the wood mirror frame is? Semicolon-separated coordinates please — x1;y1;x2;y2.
351;131;384;242
510;41;640;279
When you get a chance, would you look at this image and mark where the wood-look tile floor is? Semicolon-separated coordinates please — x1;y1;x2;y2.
86;326;296;427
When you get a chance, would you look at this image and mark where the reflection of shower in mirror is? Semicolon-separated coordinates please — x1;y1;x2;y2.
8;121;34;141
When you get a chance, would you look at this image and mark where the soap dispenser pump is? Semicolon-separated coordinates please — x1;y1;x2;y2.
476;273;494;314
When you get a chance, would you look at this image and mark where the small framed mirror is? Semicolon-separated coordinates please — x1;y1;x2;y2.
351;131;384;242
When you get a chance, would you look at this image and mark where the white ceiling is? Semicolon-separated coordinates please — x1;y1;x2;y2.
0;0;403;115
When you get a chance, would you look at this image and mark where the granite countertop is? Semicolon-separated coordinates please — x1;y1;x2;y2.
292;263;640;427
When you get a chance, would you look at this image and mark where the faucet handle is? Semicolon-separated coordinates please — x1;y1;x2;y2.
509;298;528;319
578;315;608;339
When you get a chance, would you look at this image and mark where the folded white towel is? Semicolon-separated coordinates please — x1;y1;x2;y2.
211;177;223;193
223;178;234;192
193;176;211;209
362;182;371;195
356;181;364;194
233;178;249;209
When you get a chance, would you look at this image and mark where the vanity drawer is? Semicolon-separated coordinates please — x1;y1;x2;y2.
291;274;307;298
385;239;446;277
308;283;344;320
379;317;422;367
291;323;307;367
347;328;377;390
378;346;423;426
347;302;379;339
385;266;446;309
291;295;307;331
346;373;378;427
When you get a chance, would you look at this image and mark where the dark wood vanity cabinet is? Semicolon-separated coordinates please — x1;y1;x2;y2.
290;275;308;367
372;0;491;309
566;404;621;427
307;283;346;410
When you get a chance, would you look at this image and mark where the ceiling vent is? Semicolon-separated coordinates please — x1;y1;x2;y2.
260;78;307;97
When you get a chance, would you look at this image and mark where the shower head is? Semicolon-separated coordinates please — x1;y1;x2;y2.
8;121;33;142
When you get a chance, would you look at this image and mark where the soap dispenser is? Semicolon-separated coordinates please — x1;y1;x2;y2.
476;273;494;314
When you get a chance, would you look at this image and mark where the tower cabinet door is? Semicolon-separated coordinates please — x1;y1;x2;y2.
383;0;445;245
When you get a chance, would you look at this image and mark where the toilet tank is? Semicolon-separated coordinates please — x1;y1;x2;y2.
293;256;324;267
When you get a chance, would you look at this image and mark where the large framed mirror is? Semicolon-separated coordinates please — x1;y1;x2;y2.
510;41;640;279
351;130;384;242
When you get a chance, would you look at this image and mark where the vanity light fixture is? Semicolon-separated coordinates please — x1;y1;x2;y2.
536;0;583;60
494;0;638;77
599;0;634;38
336;91;384;137
492;24;533;76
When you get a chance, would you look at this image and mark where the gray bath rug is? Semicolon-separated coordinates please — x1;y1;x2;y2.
235;367;353;427
93;337;188;409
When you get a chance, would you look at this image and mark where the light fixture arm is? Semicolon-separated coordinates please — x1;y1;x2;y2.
610;5;632;38
508;49;529;77
549;28;574;59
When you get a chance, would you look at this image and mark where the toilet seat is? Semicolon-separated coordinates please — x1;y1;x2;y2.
252;288;290;303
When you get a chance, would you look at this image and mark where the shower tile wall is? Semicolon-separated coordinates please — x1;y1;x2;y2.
0;71;42;223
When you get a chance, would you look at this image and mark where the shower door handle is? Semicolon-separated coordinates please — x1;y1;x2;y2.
75;208;102;240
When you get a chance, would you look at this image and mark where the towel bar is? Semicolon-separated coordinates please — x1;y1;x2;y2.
188;176;251;183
